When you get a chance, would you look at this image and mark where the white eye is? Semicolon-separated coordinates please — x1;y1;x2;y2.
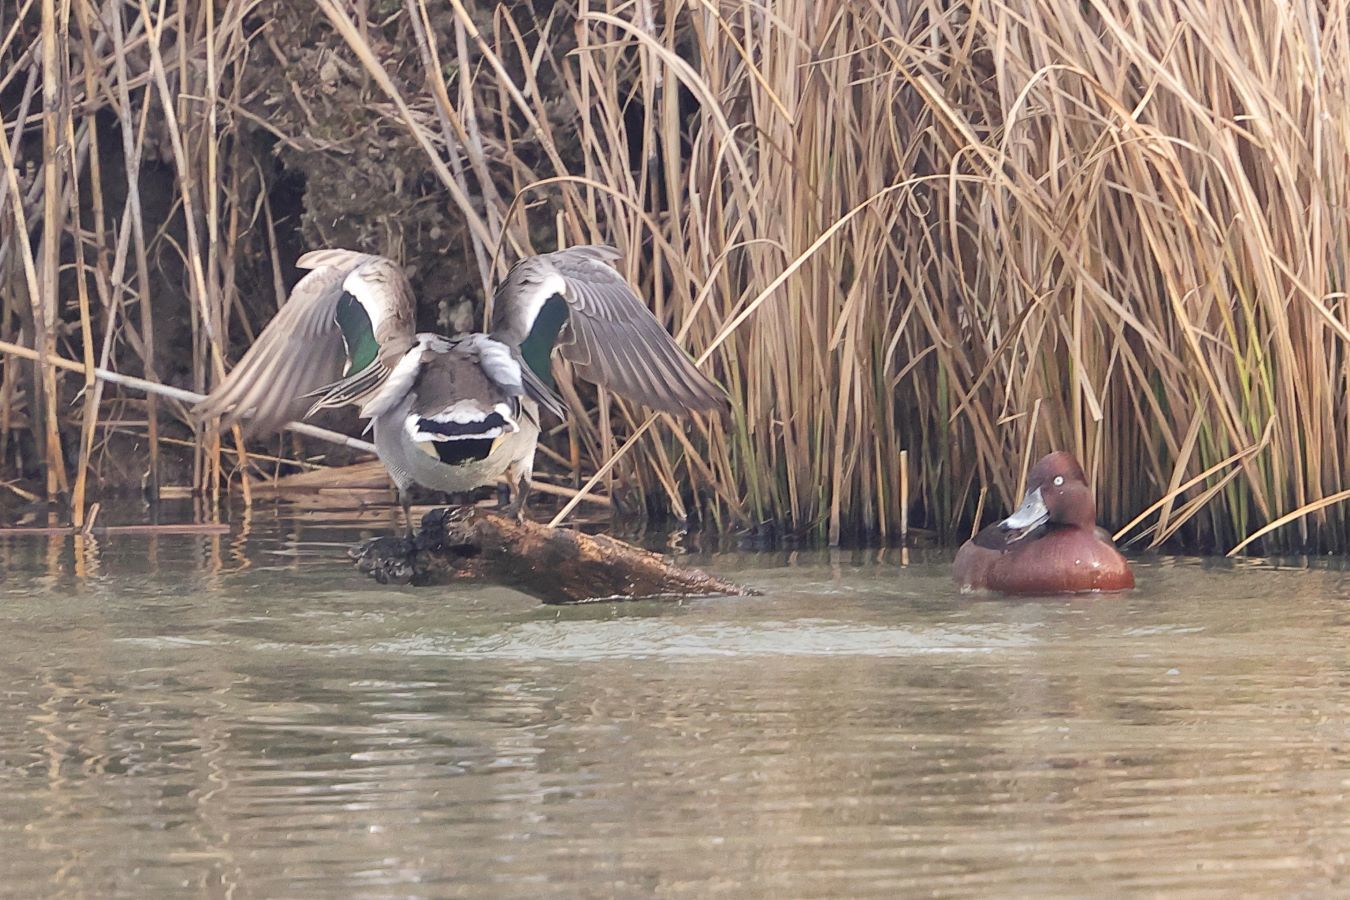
1053;475;1064;486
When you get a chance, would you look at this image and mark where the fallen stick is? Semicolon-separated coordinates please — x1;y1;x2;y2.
0;341;609;505
0;523;232;536
350;506;756;604
0;338;376;453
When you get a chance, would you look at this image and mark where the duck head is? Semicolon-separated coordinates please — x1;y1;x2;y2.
998;451;1096;541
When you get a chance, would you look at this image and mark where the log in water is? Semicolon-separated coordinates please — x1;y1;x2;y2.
349;507;755;604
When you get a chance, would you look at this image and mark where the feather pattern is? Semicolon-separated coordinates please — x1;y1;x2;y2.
191;265;350;434
194;249;416;434
198;245;722;526
403;334;527;444
491;246;726;415
362;333;451;420
405;402;517;442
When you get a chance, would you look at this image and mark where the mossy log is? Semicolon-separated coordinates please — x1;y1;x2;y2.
349;507;756;604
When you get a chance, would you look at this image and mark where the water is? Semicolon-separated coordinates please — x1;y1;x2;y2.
2;507;1350;896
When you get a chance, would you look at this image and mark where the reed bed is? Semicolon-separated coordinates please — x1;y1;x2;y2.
1;0;1349;551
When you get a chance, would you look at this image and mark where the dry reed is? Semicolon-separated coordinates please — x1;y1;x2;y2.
1;0;1349;553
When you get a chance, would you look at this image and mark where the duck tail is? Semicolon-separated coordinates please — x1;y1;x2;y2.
404;400;521;444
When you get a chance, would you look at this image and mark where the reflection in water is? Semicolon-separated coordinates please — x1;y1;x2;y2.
1;507;1350;894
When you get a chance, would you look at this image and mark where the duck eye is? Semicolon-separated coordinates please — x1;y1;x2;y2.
1053;475;1064;486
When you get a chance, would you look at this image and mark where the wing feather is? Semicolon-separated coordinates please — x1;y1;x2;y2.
193;264;351;435
195;249;418;435
547;247;726;414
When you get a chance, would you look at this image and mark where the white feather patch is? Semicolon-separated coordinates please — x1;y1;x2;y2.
513;272;567;338
422;401;518;428
403;401;516;443
343;262;394;334
415;332;453;352
407;425;511;443
470;337;524;394
360;340;427;419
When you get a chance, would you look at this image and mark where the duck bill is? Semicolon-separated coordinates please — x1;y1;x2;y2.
999;486;1049;541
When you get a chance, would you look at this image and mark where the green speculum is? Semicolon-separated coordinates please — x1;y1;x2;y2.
335;291;379;375
518;293;569;389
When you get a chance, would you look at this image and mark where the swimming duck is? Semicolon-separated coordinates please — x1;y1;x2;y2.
194;246;725;531
953;451;1134;594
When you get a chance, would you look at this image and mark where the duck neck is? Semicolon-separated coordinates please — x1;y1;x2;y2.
514;293;569;389
1059;486;1098;531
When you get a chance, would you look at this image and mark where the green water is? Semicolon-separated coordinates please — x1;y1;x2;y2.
2;508;1349;896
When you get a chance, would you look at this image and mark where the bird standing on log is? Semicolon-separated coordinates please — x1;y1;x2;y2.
194;246;725;532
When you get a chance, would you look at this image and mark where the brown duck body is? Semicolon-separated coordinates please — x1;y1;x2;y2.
953;452;1134;596
955;524;1133;594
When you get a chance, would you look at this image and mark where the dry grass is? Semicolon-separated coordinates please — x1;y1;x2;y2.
2;0;1350;552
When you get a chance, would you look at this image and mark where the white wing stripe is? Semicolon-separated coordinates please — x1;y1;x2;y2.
362;342;426;419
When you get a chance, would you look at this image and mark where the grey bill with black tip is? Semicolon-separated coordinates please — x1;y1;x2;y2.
998;487;1050;541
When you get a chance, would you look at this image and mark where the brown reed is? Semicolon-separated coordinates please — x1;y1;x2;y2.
1;0;1348;553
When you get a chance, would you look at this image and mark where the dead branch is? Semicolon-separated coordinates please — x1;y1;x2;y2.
350;506;755;604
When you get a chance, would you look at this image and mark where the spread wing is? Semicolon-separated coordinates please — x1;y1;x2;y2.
493;246;726;414
194;249;411;435
192;262;353;435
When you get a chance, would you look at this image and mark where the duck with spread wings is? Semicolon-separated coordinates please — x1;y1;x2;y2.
194;246;725;533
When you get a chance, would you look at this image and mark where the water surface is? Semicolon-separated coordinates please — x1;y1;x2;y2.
2;508;1349;896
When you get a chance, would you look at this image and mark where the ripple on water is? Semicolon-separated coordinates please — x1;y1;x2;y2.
1;525;1350;895
362;619;1040;661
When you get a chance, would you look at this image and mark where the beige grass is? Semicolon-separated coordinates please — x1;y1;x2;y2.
2;0;1349;552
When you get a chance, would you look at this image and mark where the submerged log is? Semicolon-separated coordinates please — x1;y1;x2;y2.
349;507;756;604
